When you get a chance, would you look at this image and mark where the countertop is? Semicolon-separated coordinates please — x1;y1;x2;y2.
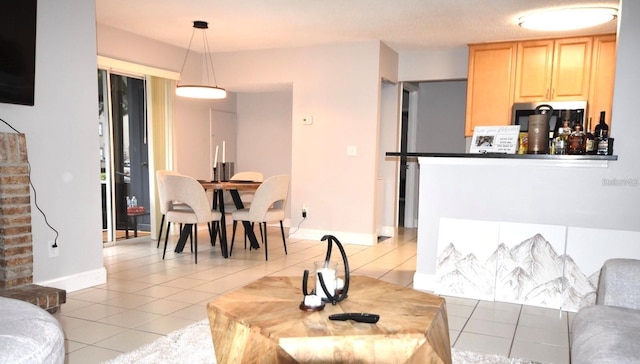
385;152;618;161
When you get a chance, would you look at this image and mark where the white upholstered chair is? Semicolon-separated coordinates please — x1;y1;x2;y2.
161;174;223;263
230;174;289;260
156;170;192;248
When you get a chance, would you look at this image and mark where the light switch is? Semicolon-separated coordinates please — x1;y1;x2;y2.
302;116;313;125
347;146;357;156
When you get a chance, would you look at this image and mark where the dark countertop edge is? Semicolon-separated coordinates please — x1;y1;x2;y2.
385;152;618;161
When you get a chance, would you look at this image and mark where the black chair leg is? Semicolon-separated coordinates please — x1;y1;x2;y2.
280;220;287;255
216;221;224;254
263;222;268;261
230;220;238;256
189;225;195;253
194;227;198;264
162;222;171;260
157;214;165;248
207;222;215;246
209;222;217;246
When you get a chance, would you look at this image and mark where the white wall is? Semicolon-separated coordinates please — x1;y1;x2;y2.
236;90;292;180
236;89;293;218
0;1;104;290
416;81;467;153
398;47;468;82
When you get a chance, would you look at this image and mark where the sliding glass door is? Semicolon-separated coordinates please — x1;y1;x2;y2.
98;70;150;242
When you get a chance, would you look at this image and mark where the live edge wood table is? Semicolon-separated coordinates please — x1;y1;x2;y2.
207;275;451;363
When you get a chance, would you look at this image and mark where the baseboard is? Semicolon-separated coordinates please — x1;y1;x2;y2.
377;225;395;237
412;271;437;292
289;228;376;246
35;267;107;293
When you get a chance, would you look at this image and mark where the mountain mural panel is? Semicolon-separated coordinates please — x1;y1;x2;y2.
436;219;601;312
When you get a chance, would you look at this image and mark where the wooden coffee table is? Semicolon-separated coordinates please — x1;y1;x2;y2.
207;275;451;363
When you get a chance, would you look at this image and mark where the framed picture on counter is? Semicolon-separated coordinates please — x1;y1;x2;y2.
469;125;520;154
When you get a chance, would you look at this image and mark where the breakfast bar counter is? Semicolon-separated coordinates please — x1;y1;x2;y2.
385;152;630;302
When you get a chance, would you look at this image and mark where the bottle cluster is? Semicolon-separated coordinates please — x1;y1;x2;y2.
551;110;612;155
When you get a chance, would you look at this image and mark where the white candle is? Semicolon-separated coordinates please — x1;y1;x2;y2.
315;267;336;299
214;145;218;166
222;141;226;164
304;295;322;307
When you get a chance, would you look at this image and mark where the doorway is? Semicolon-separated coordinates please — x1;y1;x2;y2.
98;70;150;242
398;84;419;228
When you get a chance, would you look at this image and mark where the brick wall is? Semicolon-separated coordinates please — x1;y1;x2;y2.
0;132;33;289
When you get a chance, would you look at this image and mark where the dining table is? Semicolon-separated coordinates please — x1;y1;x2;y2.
173;180;262;258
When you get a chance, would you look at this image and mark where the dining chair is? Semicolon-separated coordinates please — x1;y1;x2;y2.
155;170;192;248
230;174;290;260
162;174;223;263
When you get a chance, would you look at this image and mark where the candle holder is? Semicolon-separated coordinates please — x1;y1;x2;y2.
212;166;218;182
301;235;350;306
217;162;234;182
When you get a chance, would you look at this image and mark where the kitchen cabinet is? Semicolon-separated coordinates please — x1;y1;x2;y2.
465;35;616;138
514;37;592;102
465;42;517;136
588;34;616;132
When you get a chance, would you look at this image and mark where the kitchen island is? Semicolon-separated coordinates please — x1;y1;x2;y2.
386;152;640;311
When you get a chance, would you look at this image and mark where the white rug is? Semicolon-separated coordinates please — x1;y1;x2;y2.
103;320;539;364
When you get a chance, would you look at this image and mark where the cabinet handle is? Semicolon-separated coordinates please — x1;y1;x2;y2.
552;88;555;99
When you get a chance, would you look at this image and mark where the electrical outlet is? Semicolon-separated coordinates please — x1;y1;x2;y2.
302;205;308;218
48;242;59;258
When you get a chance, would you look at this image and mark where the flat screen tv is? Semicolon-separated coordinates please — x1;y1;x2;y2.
0;0;37;106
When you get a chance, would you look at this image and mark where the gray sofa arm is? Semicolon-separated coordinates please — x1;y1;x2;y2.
597;258;640;310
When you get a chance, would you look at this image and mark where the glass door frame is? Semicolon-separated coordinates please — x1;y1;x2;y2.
99;68;149;244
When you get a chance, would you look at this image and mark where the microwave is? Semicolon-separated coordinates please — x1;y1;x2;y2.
513;101;587;132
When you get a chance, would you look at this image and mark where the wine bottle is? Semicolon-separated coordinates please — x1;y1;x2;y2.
595;111;609;138
595;111;609;155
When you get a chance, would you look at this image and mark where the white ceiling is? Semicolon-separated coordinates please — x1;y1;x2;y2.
95;0;619;54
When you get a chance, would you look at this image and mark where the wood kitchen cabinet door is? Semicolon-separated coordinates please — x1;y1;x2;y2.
514;39;554;102
552;37;592;101
514;37;592;102
465;42;517;136
588;34;616;131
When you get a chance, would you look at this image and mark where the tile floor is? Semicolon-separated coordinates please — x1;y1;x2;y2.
56;227;572;363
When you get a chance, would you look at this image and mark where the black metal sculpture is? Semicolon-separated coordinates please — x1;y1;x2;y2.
302;235;350;305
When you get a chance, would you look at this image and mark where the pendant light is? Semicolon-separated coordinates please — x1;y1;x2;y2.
176;20;227;99
518;7;617;31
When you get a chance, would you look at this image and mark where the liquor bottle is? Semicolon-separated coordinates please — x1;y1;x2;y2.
567;121;586;155
595;111;609;155
585;117;596;155
553;118;571;155
594;111;609;139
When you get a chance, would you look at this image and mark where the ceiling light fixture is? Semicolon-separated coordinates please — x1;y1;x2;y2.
176;20;226;99
518;7;617;31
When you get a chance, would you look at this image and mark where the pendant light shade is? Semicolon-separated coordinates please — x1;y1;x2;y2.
176;20;227;99
518;7;617;31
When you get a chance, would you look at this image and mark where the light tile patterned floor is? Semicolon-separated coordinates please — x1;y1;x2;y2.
56;227;571;363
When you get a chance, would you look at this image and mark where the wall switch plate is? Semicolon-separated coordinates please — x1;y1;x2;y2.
48;242;59;258
302;116;313;125
347;145;357;156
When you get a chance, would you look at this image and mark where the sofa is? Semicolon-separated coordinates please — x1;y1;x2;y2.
0;296;65;364
571;258;640;364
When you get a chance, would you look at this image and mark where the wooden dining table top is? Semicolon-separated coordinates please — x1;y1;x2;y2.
199;180;261;191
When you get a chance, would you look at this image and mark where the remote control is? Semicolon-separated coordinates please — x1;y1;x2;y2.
328;312;379;324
